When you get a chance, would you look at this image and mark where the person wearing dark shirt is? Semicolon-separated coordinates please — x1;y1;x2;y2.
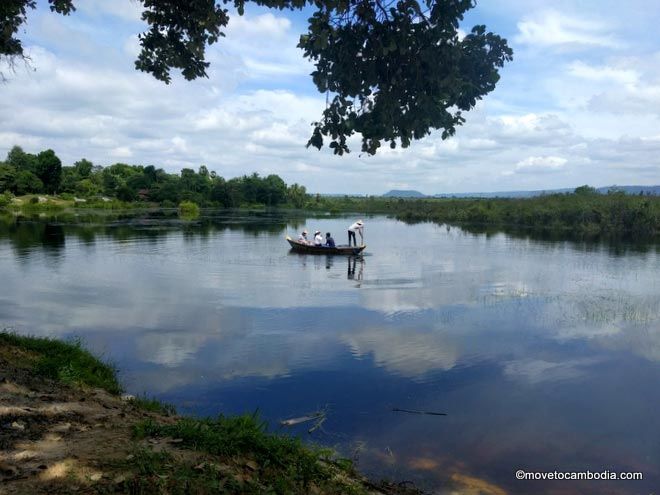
325;232;336;247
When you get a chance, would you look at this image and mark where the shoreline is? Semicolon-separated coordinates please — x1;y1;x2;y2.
0;332;422;495
2;191;659;240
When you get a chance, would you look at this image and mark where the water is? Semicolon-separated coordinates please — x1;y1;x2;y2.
1;210;659;493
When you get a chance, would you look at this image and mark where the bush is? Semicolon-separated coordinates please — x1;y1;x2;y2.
178;200;200;218
0;191;12;208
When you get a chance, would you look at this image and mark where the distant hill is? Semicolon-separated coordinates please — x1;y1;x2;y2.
382;185;660;199
383;189;427;198
433;188;574;198
597;185;660;195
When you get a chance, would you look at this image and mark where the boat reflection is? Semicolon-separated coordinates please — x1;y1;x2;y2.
348;256;364;283
286;250;365;283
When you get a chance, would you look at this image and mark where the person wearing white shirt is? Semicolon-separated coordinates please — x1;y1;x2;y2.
347;220;364;246
298;230;310;244
314;230;323;246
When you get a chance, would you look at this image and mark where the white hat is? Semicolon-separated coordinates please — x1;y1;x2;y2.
314;230;321;235
356;220;363;225
302;230;308;234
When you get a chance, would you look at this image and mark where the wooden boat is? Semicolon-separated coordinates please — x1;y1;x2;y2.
286;236;366;255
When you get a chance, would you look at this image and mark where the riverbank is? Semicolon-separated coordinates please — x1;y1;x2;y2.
312;192;660;239
3;189;658;240
0;332;422;495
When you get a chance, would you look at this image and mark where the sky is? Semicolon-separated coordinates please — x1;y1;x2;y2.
1;0;660;194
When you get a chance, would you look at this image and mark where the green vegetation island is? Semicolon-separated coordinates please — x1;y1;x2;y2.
1;145;659;239
0;331;423;495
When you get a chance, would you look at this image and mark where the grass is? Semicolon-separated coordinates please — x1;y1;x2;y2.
0;332;420;494
0;332;180;416
75;199;139;209
0;331;122;394
121;448;249;494
130;415;369;494
129;394;177;416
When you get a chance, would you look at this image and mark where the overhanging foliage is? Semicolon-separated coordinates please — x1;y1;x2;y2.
1;0;512;154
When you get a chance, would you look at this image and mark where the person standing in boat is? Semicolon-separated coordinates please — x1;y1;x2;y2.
347;220;364;246
314;230;323;246
325;232;335;248
298;230;310;244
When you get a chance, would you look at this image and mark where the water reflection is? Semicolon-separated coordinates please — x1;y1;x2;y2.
0;209;306;253
0;211;659;493
347;256;364;283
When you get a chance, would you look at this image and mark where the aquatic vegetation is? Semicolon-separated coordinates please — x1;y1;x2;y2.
315;192;660;239
178;200;200;218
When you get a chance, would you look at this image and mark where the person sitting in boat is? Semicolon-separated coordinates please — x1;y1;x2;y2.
314;230;323;246
325;232;335;248
347;220;364;246
298;230;310;244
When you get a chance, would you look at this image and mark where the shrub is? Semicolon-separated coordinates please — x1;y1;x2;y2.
0;191;12;208
178;200;200;218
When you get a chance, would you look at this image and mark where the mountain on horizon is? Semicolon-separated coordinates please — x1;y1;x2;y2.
383;189;426;198
382;185;660;198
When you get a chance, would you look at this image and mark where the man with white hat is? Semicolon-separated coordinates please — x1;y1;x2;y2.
314;230;323;246
347;219;364;246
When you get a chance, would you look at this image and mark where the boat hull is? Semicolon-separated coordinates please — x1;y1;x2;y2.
286;237;366;255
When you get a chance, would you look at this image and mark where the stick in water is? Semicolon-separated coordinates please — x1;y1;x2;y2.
392;408;447;416
280;412;324;427
308;416;326;434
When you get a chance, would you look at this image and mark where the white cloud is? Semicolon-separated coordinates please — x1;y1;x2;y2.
77;0;143;22
570;55;660;116
504;358;599;384
222;13;313;82
567;61;639;86
512;156;568;174
228;13;291;39
515;10;620;48
110;146;133;158
250;123;300;147
342;327;459;378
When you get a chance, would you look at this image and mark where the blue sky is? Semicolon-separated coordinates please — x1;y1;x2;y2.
1;0;660;194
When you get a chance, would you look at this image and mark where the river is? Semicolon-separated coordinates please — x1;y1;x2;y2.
0;209;658;493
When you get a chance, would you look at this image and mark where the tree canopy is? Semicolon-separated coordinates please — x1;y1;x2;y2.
0;145;306;208
1;0;512;154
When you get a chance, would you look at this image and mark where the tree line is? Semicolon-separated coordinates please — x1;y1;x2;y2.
312;186;660;238
0;146;308;208
1;145;658;239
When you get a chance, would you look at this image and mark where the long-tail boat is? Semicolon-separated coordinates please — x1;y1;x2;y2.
286;236;366;255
